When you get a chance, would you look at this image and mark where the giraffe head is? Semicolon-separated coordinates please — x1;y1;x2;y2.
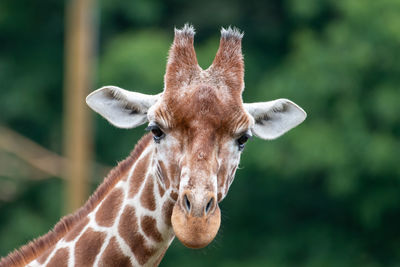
86;25;306;249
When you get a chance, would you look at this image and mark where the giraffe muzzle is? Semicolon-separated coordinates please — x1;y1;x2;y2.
171;190;221;249
181;190;217;217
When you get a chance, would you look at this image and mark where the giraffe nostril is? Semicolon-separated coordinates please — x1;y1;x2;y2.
205;197;214;215
183;194;191;213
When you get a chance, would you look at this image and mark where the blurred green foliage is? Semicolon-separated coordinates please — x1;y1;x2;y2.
1;0;400;266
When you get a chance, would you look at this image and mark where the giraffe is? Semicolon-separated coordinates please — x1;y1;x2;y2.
0;24;306;267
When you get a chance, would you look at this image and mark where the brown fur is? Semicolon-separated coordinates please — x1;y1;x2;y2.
210;30;244;92
158;26;250;250
217;192;222;202
0;134;152;267
1;25;251;266
167;162;180;188
47;248;68;267
165;25;200;92
99;237;132;267
217;163;228;189
141;216;163;243
169;191;178;201
118;206;156;265
157;181;165;197
95;188;124;227
128;152;151;198
75;228;106;266
162;200;175;227
64;217;89;242
36;244;55;264
140;176;156;211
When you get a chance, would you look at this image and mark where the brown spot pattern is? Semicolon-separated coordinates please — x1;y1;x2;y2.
0;135;153;267
37;244;55;264
140;178;156;211
75;228;106;266
99;237;132;267
129;153;150;198
141;216;163;243
96;188;124;227
158;181;165;197
170;191;178;201
47;248;68;267
0;25;251;267
162;200;175;226
119;206;156;265
64;217;89;242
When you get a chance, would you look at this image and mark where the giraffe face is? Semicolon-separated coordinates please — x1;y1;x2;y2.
86;25;306;249
146;82;252;248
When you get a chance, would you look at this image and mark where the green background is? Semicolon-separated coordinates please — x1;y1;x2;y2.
1;0;400;266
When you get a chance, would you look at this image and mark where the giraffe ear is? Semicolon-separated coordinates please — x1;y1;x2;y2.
244;99;306;140
86;86;161;129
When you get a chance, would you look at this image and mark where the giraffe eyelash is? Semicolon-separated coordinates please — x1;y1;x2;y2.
146;123;166;143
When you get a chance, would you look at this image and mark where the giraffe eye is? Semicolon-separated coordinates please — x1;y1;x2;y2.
237;133;251;151
145;124;165;143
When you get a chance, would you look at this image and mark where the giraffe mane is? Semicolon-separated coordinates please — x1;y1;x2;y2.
0;134;152;267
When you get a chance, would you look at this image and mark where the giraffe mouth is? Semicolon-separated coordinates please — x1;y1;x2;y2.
171;202;221;249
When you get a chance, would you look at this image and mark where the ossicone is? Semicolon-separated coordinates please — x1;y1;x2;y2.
165;24;200;92
209;26;245;93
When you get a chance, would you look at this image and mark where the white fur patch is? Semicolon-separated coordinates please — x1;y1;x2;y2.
86;86;161;129
244;99;306;140
221;26;244;40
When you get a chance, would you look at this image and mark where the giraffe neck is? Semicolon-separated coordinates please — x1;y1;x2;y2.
26;135;177;267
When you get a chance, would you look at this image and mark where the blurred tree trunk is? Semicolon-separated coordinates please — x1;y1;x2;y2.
63;0;97;213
